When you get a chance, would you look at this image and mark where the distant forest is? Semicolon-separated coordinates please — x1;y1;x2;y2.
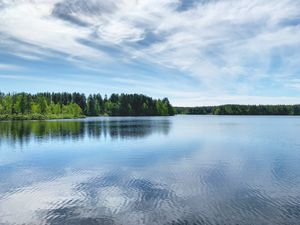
0;92;174;120
176;105;300;115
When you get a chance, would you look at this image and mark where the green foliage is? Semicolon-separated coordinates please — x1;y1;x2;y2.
0;92;174;120
0;92;84;120
175;104;300;115
86;93;174;116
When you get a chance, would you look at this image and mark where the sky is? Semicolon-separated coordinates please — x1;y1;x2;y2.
0;0;300;106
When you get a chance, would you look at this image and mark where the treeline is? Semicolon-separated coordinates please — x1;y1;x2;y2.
84;93;174;116
0;92;174;120
175;104;300;115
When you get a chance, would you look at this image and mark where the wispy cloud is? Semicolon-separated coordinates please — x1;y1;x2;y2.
0;0;300;104
0;63;23;71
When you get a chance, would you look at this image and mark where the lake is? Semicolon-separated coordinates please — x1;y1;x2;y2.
0;115;300;225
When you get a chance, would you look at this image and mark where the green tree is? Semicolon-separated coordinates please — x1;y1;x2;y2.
87;95;96;116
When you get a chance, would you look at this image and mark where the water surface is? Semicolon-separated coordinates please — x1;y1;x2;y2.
0;116;300;225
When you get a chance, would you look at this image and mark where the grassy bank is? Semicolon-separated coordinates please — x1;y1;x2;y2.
0;114;85;121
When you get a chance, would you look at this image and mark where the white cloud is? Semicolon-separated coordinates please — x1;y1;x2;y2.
0;63;23;71
0;0;300;104
0;0;108;61
97;20;145;44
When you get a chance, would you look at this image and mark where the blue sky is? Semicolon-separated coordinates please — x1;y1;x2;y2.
0;0;300;106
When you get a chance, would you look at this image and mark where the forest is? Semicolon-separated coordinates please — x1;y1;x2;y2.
0;92;175;120
175;104;300;115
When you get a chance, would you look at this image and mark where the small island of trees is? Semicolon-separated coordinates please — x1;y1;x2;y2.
0;92;175;120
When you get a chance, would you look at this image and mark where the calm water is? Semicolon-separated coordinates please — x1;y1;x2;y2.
0;115;300;225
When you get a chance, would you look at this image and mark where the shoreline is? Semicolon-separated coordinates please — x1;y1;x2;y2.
0;114;176;121
0;114;86;121
1;114;300;122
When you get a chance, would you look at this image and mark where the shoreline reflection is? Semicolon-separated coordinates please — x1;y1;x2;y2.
0;118;171;147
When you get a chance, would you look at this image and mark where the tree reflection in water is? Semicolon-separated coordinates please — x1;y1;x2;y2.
0;118;171;148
